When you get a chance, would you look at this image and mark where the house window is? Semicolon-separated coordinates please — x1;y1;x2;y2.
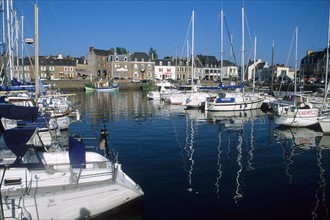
159;61;163;66
147;71;152;77
115;56;119;61
41;66;46;71
141;58;144;62
147;64;152;70
159;68;163;72
49;66;54;71
124;57;127;61
134;64;138;69
70;67;74;71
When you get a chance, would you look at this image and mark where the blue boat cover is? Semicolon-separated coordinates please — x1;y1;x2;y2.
3;127;36;158
0;105;38;122
69;136;86;168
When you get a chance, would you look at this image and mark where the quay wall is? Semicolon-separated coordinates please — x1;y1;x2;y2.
42;80;323;93
42;79;219;91
43;79;141;91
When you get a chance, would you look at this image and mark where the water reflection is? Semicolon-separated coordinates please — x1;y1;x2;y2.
274;126;330;219
67;91;329;220
206;109;265;205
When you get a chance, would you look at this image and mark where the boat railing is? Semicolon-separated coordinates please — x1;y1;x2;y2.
0;166;8;220
41;159;116;187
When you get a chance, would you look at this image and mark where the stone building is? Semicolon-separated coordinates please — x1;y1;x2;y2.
108;54;131;79
17;54;77;81
154;58;176;81
86;47;114;80
300;48;328;82
130;52;154;80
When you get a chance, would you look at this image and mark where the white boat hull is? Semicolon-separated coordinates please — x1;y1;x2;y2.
274;109;322;127
205;98;263;111
319;117;330;133
169;93;189;105
1;152;143;220
182;93;210;108
96;87;119;92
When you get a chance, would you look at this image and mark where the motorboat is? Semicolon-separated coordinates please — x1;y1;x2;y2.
0;110;144;220
147;81;177;100
85;80;119;92
204;91;263;111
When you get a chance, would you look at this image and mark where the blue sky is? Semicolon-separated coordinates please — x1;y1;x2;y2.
14;0;329;68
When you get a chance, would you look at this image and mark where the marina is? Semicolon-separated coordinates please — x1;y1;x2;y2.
65;90;329;220
0;1;330;219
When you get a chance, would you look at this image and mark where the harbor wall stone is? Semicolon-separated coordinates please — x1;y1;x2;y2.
42;79;141;91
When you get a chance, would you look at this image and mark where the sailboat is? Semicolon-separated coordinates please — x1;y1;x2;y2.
273;26;325;127
204;7;263;112
167;10;210;106
318;2;330;133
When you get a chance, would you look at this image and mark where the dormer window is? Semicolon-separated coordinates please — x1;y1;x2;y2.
124;57;127;61
159;61;163;66
115;56;119;61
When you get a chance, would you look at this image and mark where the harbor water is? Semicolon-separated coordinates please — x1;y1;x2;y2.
67;90;329;220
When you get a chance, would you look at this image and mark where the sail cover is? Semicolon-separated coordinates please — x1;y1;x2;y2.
69;136;86;168
0;105;38;121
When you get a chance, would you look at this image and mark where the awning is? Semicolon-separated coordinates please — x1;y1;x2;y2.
116;68;128;72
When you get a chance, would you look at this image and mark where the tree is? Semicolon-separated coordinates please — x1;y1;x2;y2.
116;47;128;55
148;47;158;60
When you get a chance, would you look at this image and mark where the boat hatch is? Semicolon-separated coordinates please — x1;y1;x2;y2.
4;177;22;185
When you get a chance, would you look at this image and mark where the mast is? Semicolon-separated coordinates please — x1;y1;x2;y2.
294;25;298;94
1;0;6;86
34;3;39;102
270;41;274;95
241;6;244;94
6;0;13;85
220;9;223;83
253;36;257;94
323;2;330;107
191;10;194;84
21;15;24;82
14;9;18;81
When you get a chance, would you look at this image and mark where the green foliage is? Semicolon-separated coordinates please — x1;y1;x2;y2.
116;47;128;55
148;47;158;60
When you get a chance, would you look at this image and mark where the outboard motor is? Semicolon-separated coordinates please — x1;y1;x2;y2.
100;126;110;159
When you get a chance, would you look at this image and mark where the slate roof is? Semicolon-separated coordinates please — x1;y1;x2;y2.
18;57;76;66
131;52;150;61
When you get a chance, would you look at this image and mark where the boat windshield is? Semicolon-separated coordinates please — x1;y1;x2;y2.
0;136;16;166
217;92;226;98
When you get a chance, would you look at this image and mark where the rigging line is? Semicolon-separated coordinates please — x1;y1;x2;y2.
285;27;296;67
224;14;237;65
179;14;192;59
47;0;72;55
244;9;254;67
